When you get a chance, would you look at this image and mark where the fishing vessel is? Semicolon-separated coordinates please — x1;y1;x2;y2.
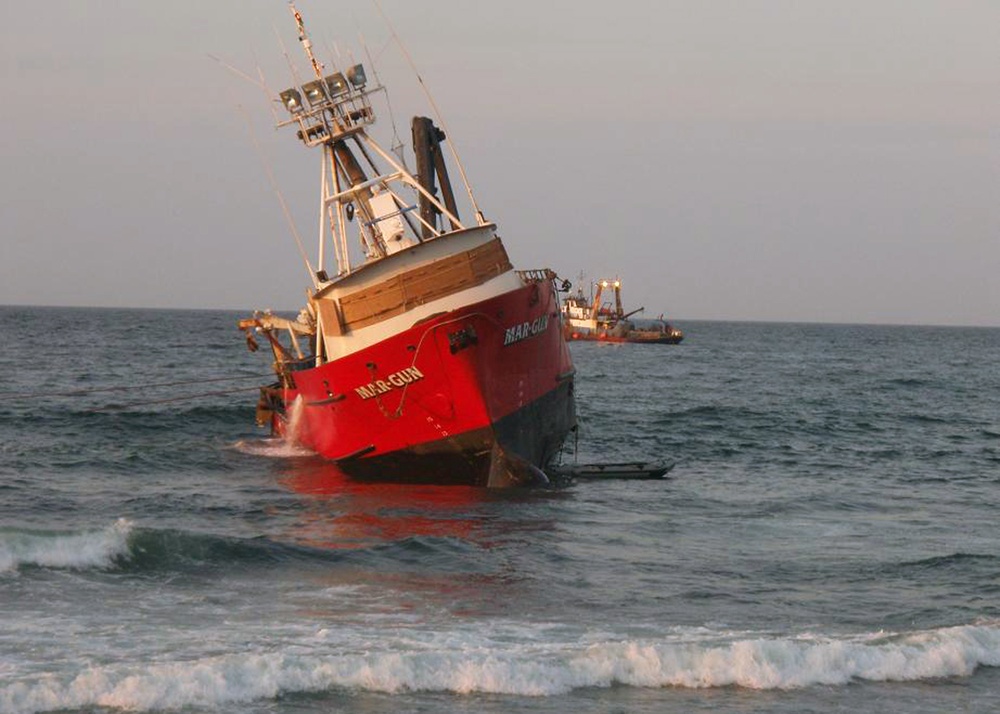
561;278;684;344
238;4;576;487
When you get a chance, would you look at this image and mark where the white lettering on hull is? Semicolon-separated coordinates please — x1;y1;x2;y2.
503;314;549;347
353;366;425;400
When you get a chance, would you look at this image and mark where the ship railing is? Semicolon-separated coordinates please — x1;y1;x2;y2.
517;269;556;284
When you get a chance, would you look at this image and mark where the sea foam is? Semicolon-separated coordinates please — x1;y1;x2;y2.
3;623;1000;713
0;518;133;573
231;437;314;458
229;395;316;458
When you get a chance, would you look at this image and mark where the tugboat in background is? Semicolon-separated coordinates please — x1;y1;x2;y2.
561;278;684;344
237;3;576;487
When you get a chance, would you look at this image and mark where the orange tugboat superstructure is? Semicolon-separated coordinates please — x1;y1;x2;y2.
238;4;575;487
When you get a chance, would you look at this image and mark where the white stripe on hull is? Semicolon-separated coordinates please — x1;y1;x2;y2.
323;271;523;359
318;225;526;360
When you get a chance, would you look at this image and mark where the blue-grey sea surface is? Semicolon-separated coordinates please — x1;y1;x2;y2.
1;306;999;713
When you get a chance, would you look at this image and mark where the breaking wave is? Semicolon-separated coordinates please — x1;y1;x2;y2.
3;623;1000;712
0;522;475;577
0;519;133;573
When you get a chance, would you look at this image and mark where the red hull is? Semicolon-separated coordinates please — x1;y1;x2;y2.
565;332;684;345
266;280;576;486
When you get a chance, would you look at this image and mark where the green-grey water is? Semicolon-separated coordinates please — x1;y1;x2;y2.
2;307;999;713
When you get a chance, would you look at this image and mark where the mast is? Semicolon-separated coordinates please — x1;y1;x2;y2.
413;116;460;239
289;2;324;80
591;281;605;322
274;2;471;284
613;279;624;319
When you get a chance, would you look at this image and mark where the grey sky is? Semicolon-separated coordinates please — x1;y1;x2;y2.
1;1;997;326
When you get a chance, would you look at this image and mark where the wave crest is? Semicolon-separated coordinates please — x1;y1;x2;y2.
0;519;133;573
574;625;1000;689
4;623;1000;712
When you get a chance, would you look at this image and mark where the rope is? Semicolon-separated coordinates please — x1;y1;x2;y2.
83;386;262;413
0;373;273;403
370;311;499;420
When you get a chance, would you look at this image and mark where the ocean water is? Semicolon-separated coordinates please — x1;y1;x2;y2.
2;305;999;713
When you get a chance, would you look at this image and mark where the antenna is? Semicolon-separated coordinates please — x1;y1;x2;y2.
289;1;324;79
207;54;267;91
254;59;279;125
207;52;278;124
275;24;304;96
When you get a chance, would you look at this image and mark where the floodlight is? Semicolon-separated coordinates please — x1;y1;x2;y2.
279;88;303;113
325;72;348;97
346;63;367;89
302;80;327;106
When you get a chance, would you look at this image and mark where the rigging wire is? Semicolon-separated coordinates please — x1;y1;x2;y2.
358;29;408;167
210;49;312;282
370;0;485;224
207;53;268;92
83;386;263;413
238;103;318;288
0;373;273;403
